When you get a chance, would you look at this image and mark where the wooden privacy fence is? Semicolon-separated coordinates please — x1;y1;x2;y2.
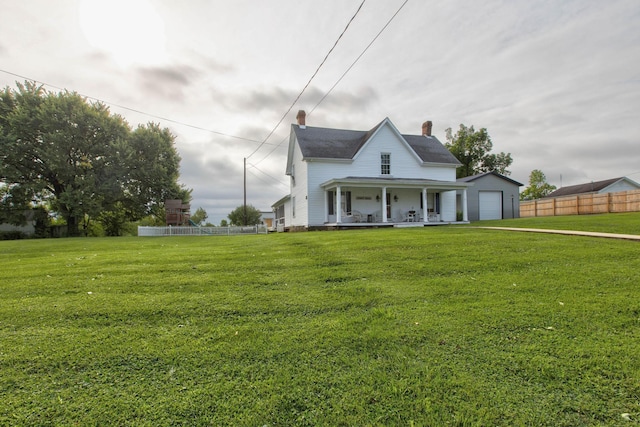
521;189;640;217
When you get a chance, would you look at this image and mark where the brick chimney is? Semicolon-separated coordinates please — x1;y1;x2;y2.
296;110;306;128
422;120;433;136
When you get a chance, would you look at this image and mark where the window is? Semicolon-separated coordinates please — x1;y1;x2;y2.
381;153;390;175
292;196;296;218
291;164;295;186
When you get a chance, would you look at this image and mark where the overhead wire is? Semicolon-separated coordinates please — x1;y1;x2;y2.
0;68;265;145
246;164;289;188
245;0;367;160
2;0;409;168
309;0;409;116
251;0;410;167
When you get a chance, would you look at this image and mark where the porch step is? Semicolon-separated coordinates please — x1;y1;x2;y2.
394;223;424;228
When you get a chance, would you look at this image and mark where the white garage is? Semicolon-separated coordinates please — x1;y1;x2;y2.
478;191;503;220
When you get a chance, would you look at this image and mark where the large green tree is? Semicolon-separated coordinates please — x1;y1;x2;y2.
0;81;190;236
520;169;557;201
445;124;513;178
228;204;262;226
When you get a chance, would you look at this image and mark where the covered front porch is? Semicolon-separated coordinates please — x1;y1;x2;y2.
319;177;471;226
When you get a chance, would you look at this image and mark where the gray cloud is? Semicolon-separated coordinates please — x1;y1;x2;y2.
1;0;638;224
134;64;202;103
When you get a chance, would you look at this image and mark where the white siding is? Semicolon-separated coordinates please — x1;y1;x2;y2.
351;125;456;181
283;198;292;228
304;122;457;226
290;139;309;227
440;190;457;222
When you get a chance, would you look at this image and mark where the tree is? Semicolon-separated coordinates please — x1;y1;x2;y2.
520;169;557;201
445;124;513;178
120;123;191;220
228;204;261;226
0;183;33;226
220;219;228;227
0;81;191;236
190;207;208;226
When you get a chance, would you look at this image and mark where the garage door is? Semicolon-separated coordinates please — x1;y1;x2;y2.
479;191;502;220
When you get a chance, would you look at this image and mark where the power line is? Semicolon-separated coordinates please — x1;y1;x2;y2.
251;134;289;167
246;163;289;188
252;0;410;165
309;0;409;116
0;68;265;145
245;0;367;160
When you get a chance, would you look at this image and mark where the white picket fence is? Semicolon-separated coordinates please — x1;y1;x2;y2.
138;225;268;237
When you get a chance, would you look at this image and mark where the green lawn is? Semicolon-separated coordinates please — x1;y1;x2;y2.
1;220;639;426
474;211;640;235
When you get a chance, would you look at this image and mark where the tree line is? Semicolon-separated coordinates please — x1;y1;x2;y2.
0;81;191;236
2;79;554;237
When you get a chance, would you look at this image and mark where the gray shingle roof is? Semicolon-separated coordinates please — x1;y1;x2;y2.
544;177;624;198
402;135;461;165
458;171;523;186
292;121;461;165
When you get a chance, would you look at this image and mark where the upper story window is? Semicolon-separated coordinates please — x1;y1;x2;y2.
291;164;295;186
381;153;391;175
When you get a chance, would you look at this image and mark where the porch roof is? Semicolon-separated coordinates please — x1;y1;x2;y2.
270;194;290;209
320;176;473;190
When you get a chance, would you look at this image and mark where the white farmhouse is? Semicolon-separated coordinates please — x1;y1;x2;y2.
272;111;472;231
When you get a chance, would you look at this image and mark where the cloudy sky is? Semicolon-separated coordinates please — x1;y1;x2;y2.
2;0;639;224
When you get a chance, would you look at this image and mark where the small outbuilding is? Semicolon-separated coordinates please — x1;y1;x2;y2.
457;171;523;221
544;177;640;198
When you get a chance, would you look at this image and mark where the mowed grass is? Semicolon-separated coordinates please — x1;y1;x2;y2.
1;222;639;426
476;211;640;235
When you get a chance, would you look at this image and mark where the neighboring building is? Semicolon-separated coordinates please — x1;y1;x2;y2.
544;177;640;198
271;111;473;231
260;210;275;230
457;171;523;221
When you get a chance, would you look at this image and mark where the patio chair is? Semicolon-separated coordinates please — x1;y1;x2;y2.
403;210;417;222
341;210;362;223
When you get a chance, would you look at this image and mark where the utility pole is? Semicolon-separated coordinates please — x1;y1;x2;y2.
243;157;247;226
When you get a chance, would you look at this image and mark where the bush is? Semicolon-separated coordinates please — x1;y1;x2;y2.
0;230;27;240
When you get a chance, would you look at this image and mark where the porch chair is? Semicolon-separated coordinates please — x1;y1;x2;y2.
341;210;362;223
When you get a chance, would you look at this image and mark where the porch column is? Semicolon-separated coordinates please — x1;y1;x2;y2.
422;188;428;222
336;185;342;223
462;188;469;222
324;190;329;223
381;187;387;222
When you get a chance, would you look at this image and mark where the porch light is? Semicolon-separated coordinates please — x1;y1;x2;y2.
376;195;380;202
394;195;398;202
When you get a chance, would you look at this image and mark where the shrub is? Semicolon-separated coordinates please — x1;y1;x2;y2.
0;230;27;240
